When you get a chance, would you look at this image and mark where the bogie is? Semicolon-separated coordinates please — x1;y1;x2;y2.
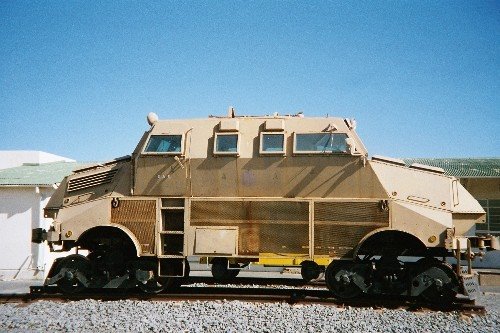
324;254;461;302
411;258;459;303
52;254;91;294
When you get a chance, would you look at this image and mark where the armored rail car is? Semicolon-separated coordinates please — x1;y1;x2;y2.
33;111;487;301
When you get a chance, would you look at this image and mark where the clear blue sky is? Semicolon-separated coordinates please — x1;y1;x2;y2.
1;1;498;162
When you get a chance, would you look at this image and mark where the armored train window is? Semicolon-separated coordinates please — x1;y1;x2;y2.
144;135;183;154
294;133;349;154
260;132;285;155
214;133;240;155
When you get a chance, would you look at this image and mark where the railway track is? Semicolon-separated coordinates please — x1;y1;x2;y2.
175;276;327;287
0;283;486;315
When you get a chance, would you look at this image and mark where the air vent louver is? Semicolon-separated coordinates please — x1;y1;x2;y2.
67;169;118;192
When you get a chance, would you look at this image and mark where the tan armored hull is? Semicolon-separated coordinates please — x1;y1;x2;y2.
38;112;485;300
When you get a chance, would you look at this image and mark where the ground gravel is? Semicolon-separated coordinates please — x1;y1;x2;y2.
186;282;325;290
0;294;498;332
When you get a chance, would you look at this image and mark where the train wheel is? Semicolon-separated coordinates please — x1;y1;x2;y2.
413;259;459;303
325;261;367;299
212;258;229;281
300;260;322;282
139;279;164;294
55;254;91;294
229;263;240;278
212;258;239;281
136;260;165;294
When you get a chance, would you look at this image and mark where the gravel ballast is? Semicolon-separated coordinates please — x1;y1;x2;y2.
0;294;498;332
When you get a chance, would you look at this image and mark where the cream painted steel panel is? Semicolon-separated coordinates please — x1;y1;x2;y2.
265;119;285;131
135;157;388;198
453;181;486;213
194;227;238;255
391;201;452;247
370;160;455;210
219;119;239;131
452;213;480;237
58;198;112;242
370;159;484;217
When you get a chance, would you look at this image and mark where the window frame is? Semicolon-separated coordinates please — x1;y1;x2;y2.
259;132;286;155
213;132;240;156
292;132;350;155
477;199;500;234
142;134;184;156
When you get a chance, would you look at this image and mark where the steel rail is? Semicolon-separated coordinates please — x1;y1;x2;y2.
0;285;486;315
176;276;327;287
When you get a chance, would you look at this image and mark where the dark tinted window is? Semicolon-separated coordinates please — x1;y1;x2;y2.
295;133;348;153
262;133;285;153
144;135;182;153
215;134;238;153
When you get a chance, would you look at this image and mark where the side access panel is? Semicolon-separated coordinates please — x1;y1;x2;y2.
194;227;238;255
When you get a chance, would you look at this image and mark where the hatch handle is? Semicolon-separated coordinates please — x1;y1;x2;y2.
452;179;459;206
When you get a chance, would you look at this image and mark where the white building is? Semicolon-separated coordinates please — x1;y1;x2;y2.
0;151;75;170
0;151;86;280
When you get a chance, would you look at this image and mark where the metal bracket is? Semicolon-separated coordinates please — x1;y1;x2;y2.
103;274;130;288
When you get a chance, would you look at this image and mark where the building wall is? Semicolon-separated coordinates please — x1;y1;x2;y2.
0;186;65;280
459;177;500;268
0;150;79;281
461;178;500;234
461;178;500;200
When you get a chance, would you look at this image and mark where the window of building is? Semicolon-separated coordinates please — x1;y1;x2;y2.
477;199;500;234
260;132;285;155
293;133;349;154
214;133;239;155
144;135;183;154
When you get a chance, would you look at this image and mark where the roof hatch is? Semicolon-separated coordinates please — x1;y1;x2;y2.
409;163;445;174
371;155;406;166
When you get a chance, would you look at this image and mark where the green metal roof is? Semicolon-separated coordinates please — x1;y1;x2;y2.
403;158;500;178
0;162;93;186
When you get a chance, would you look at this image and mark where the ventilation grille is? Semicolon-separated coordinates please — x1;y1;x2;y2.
68;169;118;192
190;200;389;258
111;200;156;254
313;201;389;258
191;200;309;256
314;224;380;257
315;201;389;223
